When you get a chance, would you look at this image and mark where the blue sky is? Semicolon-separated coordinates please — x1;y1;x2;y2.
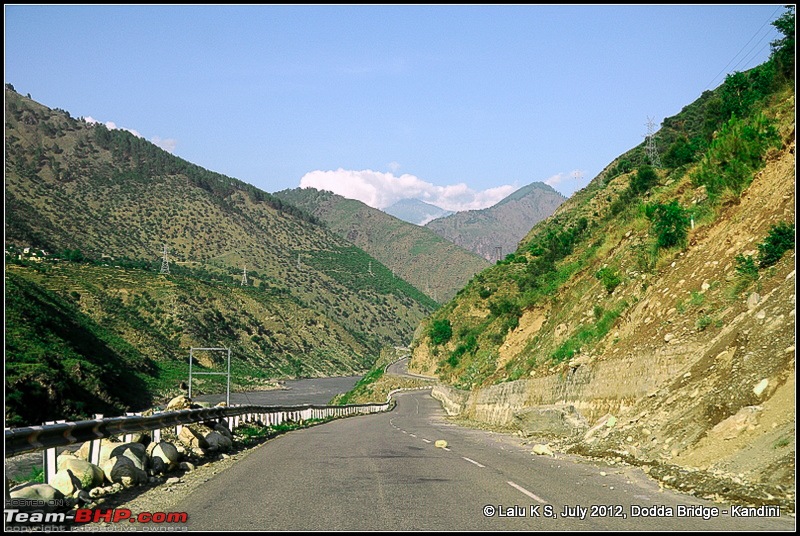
4;5;785;210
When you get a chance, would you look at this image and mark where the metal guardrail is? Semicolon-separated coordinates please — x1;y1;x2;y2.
6;403;378;458
4;387;433;458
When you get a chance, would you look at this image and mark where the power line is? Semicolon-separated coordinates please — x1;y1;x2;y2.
731;37;773;74
704;6;782;91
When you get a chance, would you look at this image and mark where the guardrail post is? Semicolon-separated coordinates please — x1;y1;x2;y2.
43;421;57;485
124;413;137;443
88;414;103;466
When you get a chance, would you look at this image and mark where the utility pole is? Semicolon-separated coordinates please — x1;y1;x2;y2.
241;264;248;286
160;244;170;275
645;117;662;168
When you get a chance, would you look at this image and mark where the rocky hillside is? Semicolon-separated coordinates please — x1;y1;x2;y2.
424;182;566;260
410;24;795;509
274;187;489;302
4;86;436;426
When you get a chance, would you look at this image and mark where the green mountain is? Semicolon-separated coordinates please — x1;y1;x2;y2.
4;86;436;425
410;20;795;497
424;182;566;260
274;187;490;302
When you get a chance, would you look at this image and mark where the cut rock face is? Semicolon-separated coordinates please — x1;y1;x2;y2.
513;404;589;437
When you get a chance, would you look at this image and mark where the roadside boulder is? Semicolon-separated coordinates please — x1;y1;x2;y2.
109;442;148;472
101;456;147;488
147;441;181;474
9;483;66;513
76;438;124;467
54;457;104;491
204;431;233;452
178;425;211;450
531;444;555;456
214;422;233;440
166;395;192;411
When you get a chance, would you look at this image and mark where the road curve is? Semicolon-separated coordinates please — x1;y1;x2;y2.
175;391;794;531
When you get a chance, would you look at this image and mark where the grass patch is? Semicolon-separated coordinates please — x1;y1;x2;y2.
550;301;628;364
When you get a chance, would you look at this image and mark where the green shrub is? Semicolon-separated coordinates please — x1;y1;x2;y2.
487;297;521;319
691;114;780;199
646;200;691;249
696;315;713;331
595;267;621;294
629;166;658;195
734;254;760;285
758;221;795;268
428;319;452;346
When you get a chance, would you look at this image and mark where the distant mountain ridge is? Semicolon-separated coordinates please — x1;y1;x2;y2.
424;182;566;260
4;87;435;425
274;188;489;302
383;198;453;225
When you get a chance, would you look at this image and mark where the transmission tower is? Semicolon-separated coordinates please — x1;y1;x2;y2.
645;117;662;168
160;244;170;275
241;264;248;286
368;261;373;276
494;246;502;263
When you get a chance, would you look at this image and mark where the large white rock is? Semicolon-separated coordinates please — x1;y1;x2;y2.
76;438;123;467
54;458;104;490
178;425;211;449
531;444;555;456
166;395;192;411
147;441;181;474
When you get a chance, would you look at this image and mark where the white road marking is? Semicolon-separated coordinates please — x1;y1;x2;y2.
443;447;451;451
401;430;407;434
421;439;431;443
507;481;547;504
462;457;485;468
409;434;417;438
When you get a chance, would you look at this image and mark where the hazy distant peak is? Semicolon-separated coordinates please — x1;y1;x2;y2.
383;198;454;226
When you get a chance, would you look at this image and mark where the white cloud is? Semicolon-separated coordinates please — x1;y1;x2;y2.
84;116;143;138
544;170;589;196
387;161;401;173
298;168;517;212
151;136;178;153
84;117;177;153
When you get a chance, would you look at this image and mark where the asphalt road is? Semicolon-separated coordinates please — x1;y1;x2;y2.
192;376;362;406
385;356;435;380
175;390;794;531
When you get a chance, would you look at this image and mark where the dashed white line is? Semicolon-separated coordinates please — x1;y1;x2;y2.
409;434;417;438
462;457;485;468
507;481;547;504
401;430;407;434
421;439;431;443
